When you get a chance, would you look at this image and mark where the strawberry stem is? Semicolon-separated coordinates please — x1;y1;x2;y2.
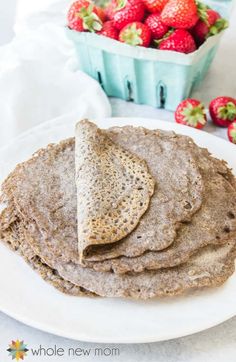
154;29;174;47
208;18;228;36
196;1;209;24
121;23;143;46
218;102;236;121
78;5;102;32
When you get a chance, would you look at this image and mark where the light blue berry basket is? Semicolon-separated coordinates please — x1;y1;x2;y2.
67;0;234;111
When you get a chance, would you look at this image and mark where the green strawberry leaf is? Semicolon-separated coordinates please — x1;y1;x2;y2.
181;102;206;127
79;5;103;32
154;29;174;47
208;18;228;36
121;23;143;46
218;102;236;121
116;0;127;10
196;1;210;25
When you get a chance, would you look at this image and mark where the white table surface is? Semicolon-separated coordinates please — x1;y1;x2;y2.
0;2;236;361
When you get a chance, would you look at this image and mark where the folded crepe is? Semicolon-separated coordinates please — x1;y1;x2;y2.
84;138;236;273
0;126;205;268
75;120;155;260
2;123;236;274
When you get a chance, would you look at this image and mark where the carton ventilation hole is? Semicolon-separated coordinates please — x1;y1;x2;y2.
97;71;104;89
126;81;134;101
159;85;166;108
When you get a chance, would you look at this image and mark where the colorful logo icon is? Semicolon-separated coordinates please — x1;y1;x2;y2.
7;340;29;361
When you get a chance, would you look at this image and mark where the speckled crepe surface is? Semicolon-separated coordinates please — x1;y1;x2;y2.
1;212;236;299
0;209;93;297
75;120;155;259
0;127;204;267
84;135;236;274
1;124;236;299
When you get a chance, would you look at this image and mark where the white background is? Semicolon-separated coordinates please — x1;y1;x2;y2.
0;1;236;361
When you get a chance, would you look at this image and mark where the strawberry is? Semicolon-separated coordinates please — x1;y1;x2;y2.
228;121;236;144
191;9;228;45
204;8;221;25
67;0;103;32
119;22;151;47
175;99;207;129
209;97;236;127
112;0;145;30
145;13;169;40
158;29;196;53
142;0;169;14
97;20;119;39
161;0;199;29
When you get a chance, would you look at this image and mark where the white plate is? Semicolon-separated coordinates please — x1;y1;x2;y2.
0;116;236;344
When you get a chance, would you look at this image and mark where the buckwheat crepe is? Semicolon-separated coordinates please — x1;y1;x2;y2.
1;212;235;299
0;127;204;268
1;122;236;299
84;142;236;273
0;211;93;297
1;125;236;275
75;120;155;260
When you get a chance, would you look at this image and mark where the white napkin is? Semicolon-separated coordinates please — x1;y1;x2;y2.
0;0;111;147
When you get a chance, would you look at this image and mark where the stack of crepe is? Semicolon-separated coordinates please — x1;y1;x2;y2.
1;120;236;299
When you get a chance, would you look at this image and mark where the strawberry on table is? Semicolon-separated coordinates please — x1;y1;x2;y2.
228;122;236;144
191;9;228;45
145;13;169;40
160;0;199;29
175;99;207;129
158;29;196;53
119;22;151;47
97;20;119;39
209;97;236;127
67;0;103;32
142;0;169;14
112;0;145;30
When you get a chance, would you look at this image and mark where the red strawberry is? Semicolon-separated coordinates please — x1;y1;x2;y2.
161;0;199;29
205;9;221;25
228;121;236;144
158;29;196;54
97;20;119;39
191;9;228;45
113;0;145;30
67;0;103;32
119;22;151;47
145;13;169;40
175;99;207;129
142;0;169;14
209;97;236;127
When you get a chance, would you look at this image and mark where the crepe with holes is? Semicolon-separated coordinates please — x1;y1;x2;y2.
1;124;236;298
75;120;155;260
1;211;236;299
0;127;204;268
84;142;236;273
